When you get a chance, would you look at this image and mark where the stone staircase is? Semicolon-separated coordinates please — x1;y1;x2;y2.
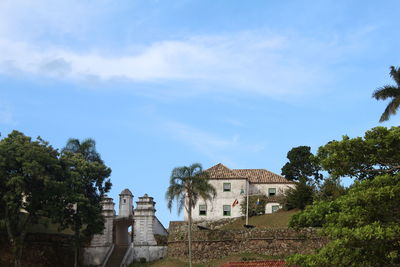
104;245;128;267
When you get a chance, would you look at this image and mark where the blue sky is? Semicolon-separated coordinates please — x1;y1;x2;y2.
1;0;400;226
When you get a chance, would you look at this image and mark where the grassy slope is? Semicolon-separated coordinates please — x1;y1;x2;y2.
221;209;299;230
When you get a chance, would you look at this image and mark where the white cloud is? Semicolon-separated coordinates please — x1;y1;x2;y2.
0;1;374;97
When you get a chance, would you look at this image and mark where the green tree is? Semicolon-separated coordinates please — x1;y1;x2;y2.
281;146;321;210
288;173;400;266
58;138;112;267
240;195;268;217
373;66;400;122
62;138;102;163
281;182;314;210
315;177;346;201
318;126;400;180
0;131;62;267
165;163;216;267
281;146;322;184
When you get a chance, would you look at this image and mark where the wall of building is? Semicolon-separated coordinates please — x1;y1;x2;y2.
83;246;112;266
167;225;326;263
188;179;248;221
265;203;282;214
188;180;296;221
250;183;295;196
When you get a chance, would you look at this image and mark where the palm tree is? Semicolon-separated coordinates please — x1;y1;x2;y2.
165;163;216;267
62;138;103;163
61;138;106;267
373;66;400;122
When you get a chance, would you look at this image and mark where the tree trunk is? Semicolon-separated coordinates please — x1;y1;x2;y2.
74;229;79;267
188;201;193;267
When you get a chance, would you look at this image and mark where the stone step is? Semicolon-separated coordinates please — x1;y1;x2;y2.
104;245;128;267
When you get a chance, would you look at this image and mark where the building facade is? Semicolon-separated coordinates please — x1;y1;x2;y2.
185;163;296;222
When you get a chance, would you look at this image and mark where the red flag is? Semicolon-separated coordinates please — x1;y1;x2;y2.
232;199;239;207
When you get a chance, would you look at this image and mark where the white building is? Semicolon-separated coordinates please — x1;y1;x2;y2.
185;163;296;222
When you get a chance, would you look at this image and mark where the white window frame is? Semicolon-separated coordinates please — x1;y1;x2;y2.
199;204;207;216
268;188;276;196
223;183;231;192
223;205;231;216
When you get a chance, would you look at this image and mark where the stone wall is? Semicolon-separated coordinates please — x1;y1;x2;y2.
167;223;326;262
0;233;74;267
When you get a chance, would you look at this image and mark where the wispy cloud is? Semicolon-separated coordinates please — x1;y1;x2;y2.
0;1;376;98
163;120;264;164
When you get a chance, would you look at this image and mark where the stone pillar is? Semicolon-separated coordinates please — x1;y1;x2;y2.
119;188;134;218
89;196;115;246
133;194;157;246
83;196;116;266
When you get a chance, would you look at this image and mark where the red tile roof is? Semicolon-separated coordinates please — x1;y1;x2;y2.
205;163;294;184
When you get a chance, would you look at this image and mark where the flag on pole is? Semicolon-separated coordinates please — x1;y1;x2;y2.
232;199;239;207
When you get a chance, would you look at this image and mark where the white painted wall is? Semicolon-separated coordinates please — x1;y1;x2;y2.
119;194;133;217
265;202;282;214
251;183;295;196
188;179;248;221
186;180;296;221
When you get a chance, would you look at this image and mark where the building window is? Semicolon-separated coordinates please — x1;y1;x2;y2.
223;183;231;192
199;205;207;216
268;188;276;196
272;205;280;213
123;199;126;203
223;205;231;216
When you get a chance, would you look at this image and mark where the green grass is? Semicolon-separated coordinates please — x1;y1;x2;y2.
128;253;284;267
220;209;299;230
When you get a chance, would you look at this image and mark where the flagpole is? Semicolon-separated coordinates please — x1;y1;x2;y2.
246;178;249;225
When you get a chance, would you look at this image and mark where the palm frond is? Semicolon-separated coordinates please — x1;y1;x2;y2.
165;163;216;215
372;86;400;100
390;66;400;87
379;97;400;122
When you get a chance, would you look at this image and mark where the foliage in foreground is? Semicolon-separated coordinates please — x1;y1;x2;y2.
287;173;400;267
317;126;400;180
0;132;112;267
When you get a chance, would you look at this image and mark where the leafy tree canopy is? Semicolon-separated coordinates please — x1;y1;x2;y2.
318;126;400;180
240;195;270;217
281;146;322;184
57;138;112;267
0;131;62;267
288;173;400;266
281;182;314;211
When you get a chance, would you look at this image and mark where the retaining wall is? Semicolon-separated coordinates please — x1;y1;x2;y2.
167;222;325;262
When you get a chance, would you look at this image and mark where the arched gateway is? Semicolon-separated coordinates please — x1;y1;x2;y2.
83;189;168;267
